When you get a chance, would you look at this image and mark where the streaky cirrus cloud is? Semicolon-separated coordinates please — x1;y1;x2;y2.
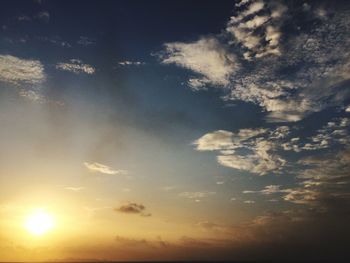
56;59;95;74
83;162;128;175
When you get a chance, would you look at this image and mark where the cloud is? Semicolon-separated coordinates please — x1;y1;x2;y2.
241;147;350;207
194;127;286;175
64;186;85;192
178;191;216;201
193;128;267;151
158;37;239;90
115;202;151;216
0;54;45;85
282;117;349;152
77;36;96;46
193;130;235;151
83;162;127;175
243;185;289;195
18;89;46;103
115;235;152;248
16;15;31;21
226;1;286;59
158;1;350;122
36;11;50;21
37;36;72;48
118;61;145;66
16;11;50;22
56;59;95;74
282;188;319;205
196;221;224;232
162;186;176;191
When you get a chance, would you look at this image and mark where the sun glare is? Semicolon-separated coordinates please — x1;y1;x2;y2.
24;209;54;236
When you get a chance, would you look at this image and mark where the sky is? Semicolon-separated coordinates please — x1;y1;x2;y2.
0;0;350;261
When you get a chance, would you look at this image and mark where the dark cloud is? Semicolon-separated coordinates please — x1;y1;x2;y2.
115;235;151;248
114;202;150;216
110;209;350;260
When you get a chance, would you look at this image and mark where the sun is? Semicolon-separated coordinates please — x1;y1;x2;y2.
24;209;55;236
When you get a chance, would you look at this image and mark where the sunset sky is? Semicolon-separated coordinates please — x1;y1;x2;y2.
1;0;350;261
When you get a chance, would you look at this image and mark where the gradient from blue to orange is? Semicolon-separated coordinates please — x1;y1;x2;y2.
0;0;350;261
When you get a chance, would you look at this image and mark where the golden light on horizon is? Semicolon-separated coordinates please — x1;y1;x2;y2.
24;209;55;236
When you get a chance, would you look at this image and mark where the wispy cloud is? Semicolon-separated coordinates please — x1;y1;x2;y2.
36;11;50;21
158;37;238;90
118;60;145;66
77;36;96;46
64;186;85;192
83;162;127;175
37;36;72;48
178;191;216;202
56;59;95;74
16;11;50;22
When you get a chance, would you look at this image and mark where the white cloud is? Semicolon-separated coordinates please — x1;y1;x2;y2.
159;37;239;89
235;0;250;8
218;154;255;172
0;54;45;84
193;130;235;151
193;128;267;152
159;1;350;122
178;191;216;199
243;185;292;195
283;189;319;204
84;162;127;175
226;1;286;59
194;127;286;175
118;60;145;66
64;187;85;192
56;59;95;74
282;117;349;152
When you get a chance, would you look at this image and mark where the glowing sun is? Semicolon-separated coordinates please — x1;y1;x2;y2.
25;209;55;236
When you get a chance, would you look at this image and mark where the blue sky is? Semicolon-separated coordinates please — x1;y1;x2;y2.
1;0;350;261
